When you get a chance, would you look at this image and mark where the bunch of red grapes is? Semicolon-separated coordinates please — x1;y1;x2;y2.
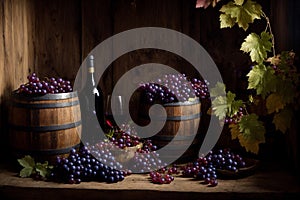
17;72;73;95
224;107;245;125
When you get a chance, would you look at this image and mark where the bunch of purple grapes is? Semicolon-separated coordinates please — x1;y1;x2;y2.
88;141;125;171
130;148;167;173
224;107;245;124
85;140;165;174
85;123;165;174
206;149;246;170
139;73;209;104
180;149;246;187
49;145;125;184
106;123;158;151
109;130;141;149
180;156;218;187
17;72;73;95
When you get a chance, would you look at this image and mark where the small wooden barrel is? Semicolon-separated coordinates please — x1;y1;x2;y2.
9;91;82;163
139;99;201;164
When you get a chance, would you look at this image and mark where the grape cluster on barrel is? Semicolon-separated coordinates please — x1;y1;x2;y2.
107;123;157;151
102;123;165;173
139;73;209;104
180;148;246;187
17;72;73;95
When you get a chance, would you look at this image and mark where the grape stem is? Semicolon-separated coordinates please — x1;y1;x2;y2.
262;11;276;57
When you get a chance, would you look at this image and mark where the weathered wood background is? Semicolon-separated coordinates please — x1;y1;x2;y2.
0;0;299;167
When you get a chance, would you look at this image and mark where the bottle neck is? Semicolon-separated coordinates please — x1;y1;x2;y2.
88;66;96;87
87;66;100;96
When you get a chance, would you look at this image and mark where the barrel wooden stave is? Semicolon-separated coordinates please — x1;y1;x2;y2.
140;99;201;164
9;91;81;162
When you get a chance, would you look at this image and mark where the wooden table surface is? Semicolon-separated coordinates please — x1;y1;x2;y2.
1;162;299;200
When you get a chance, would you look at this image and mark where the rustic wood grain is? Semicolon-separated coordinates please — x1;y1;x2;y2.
0;162;299;200
81;0;114;99
32;0;81;83
0;0;35;159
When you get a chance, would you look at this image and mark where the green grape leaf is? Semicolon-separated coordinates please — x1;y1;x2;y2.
17;155;35;169
19;167;34;178
230;98;244;116
237;114;266;154
275;79;297;105
211;91;244;119
247;64;278;98
212;96;228;120
234;0;244;5
105;129;115;139
273;108;293;133
266;93;285;114
240;32;272;64
226;91;236;114
35;162;50;178
219;0;262;31
220;13;236;29
210;82;226;97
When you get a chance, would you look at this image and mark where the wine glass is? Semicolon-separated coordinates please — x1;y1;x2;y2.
105;95;127;128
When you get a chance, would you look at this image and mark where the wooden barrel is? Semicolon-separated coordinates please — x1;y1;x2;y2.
139;99;201;164
8;91;82;163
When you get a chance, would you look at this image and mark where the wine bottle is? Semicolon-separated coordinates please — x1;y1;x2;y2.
79;55;104;144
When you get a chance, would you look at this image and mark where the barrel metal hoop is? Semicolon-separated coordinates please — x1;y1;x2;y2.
10;121;82;132
11;100;79;109
166;113;201;121
11;91;78;100
141;112;201;121
13;143;81;155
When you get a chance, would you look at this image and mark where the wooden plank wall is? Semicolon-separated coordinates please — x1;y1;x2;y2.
0;0;35;157
32;0;81;82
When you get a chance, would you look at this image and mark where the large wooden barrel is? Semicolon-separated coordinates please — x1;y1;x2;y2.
8;91;82;163
139;99;201;164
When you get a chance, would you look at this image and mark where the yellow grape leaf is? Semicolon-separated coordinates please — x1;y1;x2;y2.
237;114;266;154
273;108;293;133
267;55;281;66
234;0;244;5
229;123;240;140
266;93;285;114
238;133;260;154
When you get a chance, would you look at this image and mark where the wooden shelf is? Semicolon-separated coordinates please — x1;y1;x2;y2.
1;162;299;200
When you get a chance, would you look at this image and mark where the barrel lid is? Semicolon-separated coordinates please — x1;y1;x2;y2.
163;97;200;107
11;90;78;100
